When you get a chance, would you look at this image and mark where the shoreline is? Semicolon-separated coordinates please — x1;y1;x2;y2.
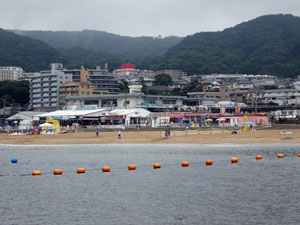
0;129;300;145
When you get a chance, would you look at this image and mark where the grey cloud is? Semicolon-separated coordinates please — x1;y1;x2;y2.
0;0;300;37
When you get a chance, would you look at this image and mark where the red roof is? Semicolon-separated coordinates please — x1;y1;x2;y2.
121;63;135;69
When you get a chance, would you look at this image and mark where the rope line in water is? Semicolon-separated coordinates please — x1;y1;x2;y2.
0;154;297;177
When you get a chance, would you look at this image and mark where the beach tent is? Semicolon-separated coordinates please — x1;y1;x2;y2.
39;123;55;129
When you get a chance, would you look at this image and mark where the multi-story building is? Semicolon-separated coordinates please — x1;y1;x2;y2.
30;63;72;110
63;65;119;94
264;89;300;106
188;85;231;102
112;64;156;79
59;81;108;107
0;67;23;81
195;74;277;86
88;66;119;93
155;70;187;81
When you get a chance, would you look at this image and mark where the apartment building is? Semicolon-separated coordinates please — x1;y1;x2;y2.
63;65;119;94
0;67;23;81
264;89;300;106
30;63;72;110
59;81;108;107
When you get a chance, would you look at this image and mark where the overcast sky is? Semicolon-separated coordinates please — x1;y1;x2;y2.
1;0;300;37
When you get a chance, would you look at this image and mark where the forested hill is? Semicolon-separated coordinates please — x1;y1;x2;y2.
156;14;300;77
12;30;183;63
0;28;61;72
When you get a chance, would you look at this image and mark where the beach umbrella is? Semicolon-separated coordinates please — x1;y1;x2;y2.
206;119;213;122
242;121;254;125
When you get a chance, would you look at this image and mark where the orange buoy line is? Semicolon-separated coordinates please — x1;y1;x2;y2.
277;154;284;158
231;158;239;163
53;169;63;175
32;170;41;176
181;161;189;167
256;155;263;160
21;154;300;177
153;163;161;169
102;166;111;172
77;168;85;174
128;164;136;170
206;160;213;165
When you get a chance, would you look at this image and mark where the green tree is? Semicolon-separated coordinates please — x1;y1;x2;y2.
155;74;172;85
0;80;29;107
119;80;129;93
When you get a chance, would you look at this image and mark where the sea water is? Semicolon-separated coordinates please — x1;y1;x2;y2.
0;144;300;225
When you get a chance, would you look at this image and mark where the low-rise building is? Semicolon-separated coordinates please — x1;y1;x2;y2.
155;69;187;81
63;93;186;112
112;64;156;79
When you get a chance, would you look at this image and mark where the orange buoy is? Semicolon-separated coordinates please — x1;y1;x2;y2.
206;160;213;165
128;164;136;170
77;168;85;174
102;166;110;172
256;155;263;160
32;170;41;176
181;161;189;167
298;154;300;157
231;158;239;163
277;154;284;158
153;163;161;169
53;169;63;175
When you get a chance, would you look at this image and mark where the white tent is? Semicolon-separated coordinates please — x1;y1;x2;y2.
39;123;55;129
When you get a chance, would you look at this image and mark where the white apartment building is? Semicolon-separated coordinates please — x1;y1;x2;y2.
0;66;24;80
30;63;72;110
264;89;300;106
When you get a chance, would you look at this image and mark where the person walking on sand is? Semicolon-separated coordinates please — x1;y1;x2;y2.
118;130;122;139
96;128;99;136
165;130;168;138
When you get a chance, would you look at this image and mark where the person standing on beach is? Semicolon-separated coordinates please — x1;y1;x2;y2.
96;128;99;136
118;130;122;139
165;130;168;138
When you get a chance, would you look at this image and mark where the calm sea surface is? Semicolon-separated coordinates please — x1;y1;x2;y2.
0;143;300;225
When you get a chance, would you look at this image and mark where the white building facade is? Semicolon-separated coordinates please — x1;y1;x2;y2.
30;63;72;110
0;66;24;81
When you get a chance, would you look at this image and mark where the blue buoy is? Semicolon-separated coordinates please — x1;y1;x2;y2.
11;158;18;163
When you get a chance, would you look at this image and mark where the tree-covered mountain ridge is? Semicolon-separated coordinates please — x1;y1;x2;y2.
12;29;183;66
157;14;300;77
0;28;61;72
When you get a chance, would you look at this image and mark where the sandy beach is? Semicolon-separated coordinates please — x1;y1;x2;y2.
0;129;300;145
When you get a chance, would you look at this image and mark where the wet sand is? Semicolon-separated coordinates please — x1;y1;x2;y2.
0;129;299;145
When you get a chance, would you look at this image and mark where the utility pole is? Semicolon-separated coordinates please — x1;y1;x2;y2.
124;92;127;109
3;99;6;125
255;89;258;113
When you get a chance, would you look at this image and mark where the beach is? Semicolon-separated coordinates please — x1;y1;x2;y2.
1;129;300;145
